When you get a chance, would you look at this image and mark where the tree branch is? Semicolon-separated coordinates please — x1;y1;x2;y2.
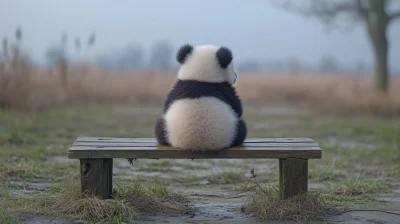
356;0;370;19
270;0;362;32
389;11;400;20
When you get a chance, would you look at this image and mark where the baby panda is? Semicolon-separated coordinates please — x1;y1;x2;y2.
155;44;247;151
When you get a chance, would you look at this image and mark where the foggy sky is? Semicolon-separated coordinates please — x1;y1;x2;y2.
1;0;399;71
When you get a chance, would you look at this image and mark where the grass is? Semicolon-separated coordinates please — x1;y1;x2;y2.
1;179;191;223
134;160;178;173
1;27;400;223
330;179;389;196
0;158;42;180
309;162;347;182
243;183;337;223
243;175;394;222
0;199;18;224
0;101;399;222
178;163;209;170
201;171;247;184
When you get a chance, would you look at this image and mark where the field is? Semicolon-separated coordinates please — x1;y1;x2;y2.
1;58;400;116
1;60;400;223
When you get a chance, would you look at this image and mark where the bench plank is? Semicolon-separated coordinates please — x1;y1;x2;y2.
68;137;321;159
72;142;319;148
76;137;315;143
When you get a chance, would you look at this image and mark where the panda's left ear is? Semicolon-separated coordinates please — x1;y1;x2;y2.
176;44;193;64
216;46;233;69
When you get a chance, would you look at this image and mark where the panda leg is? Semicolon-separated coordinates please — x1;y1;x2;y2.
155;116;170;146
230;119;247;147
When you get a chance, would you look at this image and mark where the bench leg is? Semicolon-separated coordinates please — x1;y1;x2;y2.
80;159;113;199
279;158;308;199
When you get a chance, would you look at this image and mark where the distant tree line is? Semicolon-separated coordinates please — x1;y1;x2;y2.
91;40;175;71
3;27;388;76
237;55;373;76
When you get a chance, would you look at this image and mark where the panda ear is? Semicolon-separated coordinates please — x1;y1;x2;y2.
216;46;233;69
176;44;193;64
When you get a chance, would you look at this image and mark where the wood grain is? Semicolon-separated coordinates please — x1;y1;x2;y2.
68;137;322;159
72;142;319;148
80;159;113;199
76;137;315;143
279;158;308;199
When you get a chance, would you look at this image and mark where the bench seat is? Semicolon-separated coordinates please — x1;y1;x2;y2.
68;137;322;200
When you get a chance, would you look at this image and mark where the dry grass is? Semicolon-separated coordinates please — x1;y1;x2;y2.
2;179;192;223
1;51;400;116
243;169;337;223
243;184;336;223
49;181;137;223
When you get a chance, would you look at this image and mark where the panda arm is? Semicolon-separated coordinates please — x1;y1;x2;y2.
163;93;174;113
162;82;181;113
230;95;243;117
223;87;243;117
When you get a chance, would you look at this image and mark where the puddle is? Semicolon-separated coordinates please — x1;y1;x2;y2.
376;190;400;204
49;155;74;163
139;188;263;224
327;211;400;224
6;180;52;198
15;214;81;224
309;182;326;190
376;195;400;203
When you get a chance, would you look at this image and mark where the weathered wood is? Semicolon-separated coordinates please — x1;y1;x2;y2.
279;158;308;199
68;137;321;201
73;142;319;148
80;159;113;199
68;137;322;159
69;147;321;159
76;137;315;143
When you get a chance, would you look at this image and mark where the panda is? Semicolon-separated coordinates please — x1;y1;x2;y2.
155;44;247;152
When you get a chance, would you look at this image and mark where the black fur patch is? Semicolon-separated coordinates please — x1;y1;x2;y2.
163;80;243;117
176;44;193;64
155;117;170;146
230;119;247;147
216;47;233;69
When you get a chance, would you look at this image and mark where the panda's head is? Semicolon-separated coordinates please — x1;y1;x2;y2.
176;44;237;85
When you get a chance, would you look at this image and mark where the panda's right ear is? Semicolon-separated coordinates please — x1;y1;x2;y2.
176;44;193;64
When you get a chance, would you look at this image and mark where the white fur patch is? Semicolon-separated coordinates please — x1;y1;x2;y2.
164;97;238;151
177;45;237;85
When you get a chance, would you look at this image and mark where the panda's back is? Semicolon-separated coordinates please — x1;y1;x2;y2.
164;96;237;151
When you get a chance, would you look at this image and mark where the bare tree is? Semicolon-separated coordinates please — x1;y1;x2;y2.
45;32;70;92
119;43;144;70
272;0;400;92
15;26;22;42
74;37;81;53
2;37;8;59
87;32;96;48
287;56;302;75
149;40;173;70
319;54;339;73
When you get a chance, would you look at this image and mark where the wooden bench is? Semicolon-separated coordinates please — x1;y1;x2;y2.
68;137;322;200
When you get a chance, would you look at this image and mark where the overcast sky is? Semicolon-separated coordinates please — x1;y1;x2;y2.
1;0;399;71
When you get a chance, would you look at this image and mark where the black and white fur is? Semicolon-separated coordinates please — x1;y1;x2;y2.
155;44;247;151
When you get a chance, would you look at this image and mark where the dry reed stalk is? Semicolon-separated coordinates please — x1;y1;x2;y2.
1;61;400;116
